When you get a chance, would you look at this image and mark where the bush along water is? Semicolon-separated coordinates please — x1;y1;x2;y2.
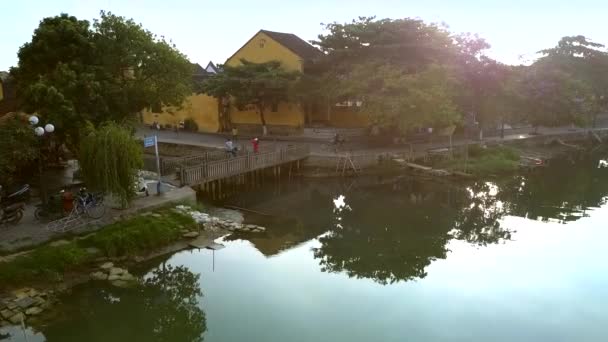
437;145;521;176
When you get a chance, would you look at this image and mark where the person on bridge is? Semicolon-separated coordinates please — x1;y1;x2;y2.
225;138;237;157
251;137;260;153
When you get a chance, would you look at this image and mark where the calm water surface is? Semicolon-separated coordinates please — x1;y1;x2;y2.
2;157;608;341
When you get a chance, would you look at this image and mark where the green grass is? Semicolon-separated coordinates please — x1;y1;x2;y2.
438;145;521;176
0;209;196;287
0;242;90;284
81;210;196;257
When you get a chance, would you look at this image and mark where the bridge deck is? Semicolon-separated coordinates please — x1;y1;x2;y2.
178;145;309;186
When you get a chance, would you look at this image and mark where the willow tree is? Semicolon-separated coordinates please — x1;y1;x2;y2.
79;123;142;207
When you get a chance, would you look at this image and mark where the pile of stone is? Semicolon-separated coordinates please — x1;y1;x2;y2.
0;288;54;325
174;205;266;234
90;262;138;288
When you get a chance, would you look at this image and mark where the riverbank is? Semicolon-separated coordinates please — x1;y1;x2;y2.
0;203;267;326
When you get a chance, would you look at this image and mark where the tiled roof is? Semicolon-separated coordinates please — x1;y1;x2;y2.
260;30;323;61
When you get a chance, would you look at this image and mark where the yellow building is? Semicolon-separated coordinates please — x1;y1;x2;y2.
142;63;221;132
142;30;369;134
225;30;368;134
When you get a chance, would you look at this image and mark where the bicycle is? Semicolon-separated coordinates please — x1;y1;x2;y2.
46;189;106;233
74;189;106;219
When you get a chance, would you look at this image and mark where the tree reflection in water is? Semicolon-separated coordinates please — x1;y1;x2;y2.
42;265;206;342
313;156;608;285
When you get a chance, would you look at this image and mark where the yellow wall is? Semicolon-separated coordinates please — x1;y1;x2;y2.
142;93;220;133
226;31;306;127
230;102;305;126
226;32;304;72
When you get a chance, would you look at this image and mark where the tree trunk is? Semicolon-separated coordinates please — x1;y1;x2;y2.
259;105;267;136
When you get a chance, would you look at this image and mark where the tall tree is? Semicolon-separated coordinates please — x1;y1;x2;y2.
308;17;461;136
200;59;300;136
453;34;511;139
537;36;608;128
345;63;462;133
11;12;193;147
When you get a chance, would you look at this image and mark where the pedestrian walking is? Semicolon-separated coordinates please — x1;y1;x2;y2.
225;138;237;157
251;137;260;153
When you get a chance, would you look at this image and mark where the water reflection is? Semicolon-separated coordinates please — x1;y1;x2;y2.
40;264;206;341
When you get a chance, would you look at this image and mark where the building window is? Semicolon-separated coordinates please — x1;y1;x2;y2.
259;39;266;48
271;101;278;112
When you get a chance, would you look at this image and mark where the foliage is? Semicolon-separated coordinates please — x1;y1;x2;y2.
183;118;199;132
312;16;454;72
516;62;592;129
11;11;193;148
200;59;300;134
535;36;608;127
0;115;39;185
305;17;462;134
348;63;463;131
81;209;196;257
79;122;143;207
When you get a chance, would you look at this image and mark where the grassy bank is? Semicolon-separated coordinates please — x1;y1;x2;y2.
437;145;521;176
0;209;197;288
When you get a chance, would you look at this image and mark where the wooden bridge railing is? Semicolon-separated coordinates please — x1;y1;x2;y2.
160;150;238;175
180;145;310;186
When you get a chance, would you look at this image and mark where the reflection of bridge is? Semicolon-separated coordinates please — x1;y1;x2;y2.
153;146;310;186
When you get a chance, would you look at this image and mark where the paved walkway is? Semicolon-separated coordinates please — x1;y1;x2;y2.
0;186;196;254
138;124;608;159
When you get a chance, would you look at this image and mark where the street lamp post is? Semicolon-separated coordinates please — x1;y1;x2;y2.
29;115;55;203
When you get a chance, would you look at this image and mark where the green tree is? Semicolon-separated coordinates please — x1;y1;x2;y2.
79;122;142;207
200;59;300;135
312;17;455;72
346;63;462;133
538;36;608;128
0;115;39;186
11;12;193;148
518;61;592;131
307;17;462;135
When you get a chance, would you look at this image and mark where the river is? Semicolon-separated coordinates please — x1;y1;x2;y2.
2;157;608;341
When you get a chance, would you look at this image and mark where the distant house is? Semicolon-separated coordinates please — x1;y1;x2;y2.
205;61;219;74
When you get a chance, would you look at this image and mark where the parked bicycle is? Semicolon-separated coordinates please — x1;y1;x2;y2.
74;188;106;219
45;188;106;233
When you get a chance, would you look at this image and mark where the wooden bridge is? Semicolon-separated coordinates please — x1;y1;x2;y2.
151;145;310;186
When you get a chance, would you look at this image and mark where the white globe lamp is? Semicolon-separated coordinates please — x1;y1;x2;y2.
29;115;39;126
44;124;55;133
34;126;45;136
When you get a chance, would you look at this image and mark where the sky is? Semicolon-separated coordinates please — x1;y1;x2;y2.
0;0;607;71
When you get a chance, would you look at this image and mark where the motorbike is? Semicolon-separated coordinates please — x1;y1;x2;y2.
34;190;68;222
135;172;150;197
0;184;31;206
0;202;25;225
